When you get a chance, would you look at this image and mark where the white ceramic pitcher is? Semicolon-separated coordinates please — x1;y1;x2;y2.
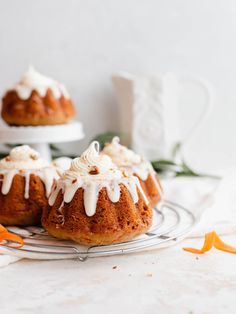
112;72;213;161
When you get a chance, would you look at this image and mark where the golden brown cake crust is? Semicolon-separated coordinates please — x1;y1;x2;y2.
42;184;153;246
0;173;49;226
1;89;76;126
137;174;162;208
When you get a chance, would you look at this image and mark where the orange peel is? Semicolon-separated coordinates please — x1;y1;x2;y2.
183;231;236;254
0;224;24;248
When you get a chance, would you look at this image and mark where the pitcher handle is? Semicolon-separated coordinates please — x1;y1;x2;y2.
179;77;213;145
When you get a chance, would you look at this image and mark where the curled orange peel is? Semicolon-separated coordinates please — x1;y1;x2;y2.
0;224;24;248
183;231;236;254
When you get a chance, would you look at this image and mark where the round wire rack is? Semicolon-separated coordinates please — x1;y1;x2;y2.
1;200;198;261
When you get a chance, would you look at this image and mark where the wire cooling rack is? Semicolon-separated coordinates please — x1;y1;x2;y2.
1;200;198;261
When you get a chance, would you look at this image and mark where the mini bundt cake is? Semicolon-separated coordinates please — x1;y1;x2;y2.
0;145;58;226
42;141;152;246
102;137;162;208
1;66;76;126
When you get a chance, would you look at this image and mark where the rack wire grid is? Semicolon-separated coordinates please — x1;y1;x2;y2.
1;200;198;261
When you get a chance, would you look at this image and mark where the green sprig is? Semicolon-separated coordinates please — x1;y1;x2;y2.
93;132;220;179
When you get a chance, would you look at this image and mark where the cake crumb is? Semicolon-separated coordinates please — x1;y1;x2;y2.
146;273;153;277
30;154;38;160
112;265;117;269
89;166;99;175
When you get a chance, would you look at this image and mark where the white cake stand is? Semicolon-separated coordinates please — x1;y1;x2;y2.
0;121;84;161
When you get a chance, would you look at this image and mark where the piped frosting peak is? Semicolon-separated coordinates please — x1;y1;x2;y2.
64;141;122;181
14;66;70;100
103;137;142;166
102;138;163;199
0;145;48;170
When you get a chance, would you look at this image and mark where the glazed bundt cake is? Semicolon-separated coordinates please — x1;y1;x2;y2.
0;145;58;226
42;141;153;245
102;137;162;208
1;66;76;126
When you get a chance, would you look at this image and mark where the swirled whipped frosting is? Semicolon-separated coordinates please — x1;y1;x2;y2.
63;141;122;182
102;137;153;179
0;145;58;198
13;66;70;100
102;137;142;166
102;137;162;195
49;141;147;217
0;145;48;170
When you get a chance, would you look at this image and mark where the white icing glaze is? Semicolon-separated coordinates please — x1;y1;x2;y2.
102;137;163;195
0;145;48;170
13;66;70;100
0;145;58;199
49;141;148;217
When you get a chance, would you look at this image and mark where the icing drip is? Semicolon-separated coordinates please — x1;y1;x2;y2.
83;183;100;216
102;137;163;195
37;167;59;198
13;66;70;100
49;141;148;217
105;181;121;203
1;170;18;195
149;170;163;196
24;172;30;198
0;145;58;199
56;200;65;227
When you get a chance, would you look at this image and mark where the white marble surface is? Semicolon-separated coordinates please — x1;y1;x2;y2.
1;236;236;314
1;176;236;314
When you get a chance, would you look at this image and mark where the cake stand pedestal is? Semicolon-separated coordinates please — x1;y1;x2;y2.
0;121;84;161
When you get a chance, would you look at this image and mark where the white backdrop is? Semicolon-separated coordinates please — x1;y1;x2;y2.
0;0;235;172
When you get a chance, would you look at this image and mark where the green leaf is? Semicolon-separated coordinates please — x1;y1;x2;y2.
50;144;62;152
92;132;121;149
0;153;7;159
152;159;177;167
87;132;220;179
175;170;199;177
171;142;182;159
